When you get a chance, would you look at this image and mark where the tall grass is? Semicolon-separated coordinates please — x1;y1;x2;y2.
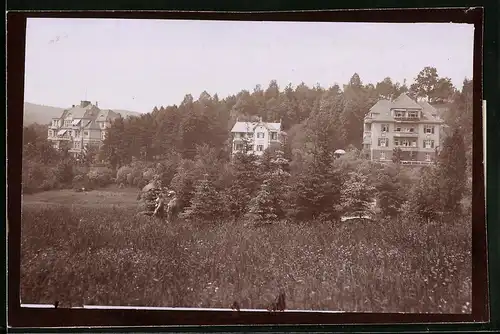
21;204;471;313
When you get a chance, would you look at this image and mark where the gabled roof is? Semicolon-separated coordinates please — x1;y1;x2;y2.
417;101;442;122
83;120;101;130
366;94;443;123
96;109;121;121
231;121;281;133
391;93;423;110
65;105;99;119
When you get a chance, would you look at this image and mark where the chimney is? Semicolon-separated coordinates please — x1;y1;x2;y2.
72;104;75;108
96;101;98;108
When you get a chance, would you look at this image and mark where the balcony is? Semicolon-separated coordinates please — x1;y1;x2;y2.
394;115;420;122
393;132;419;138
394;146;419;151
401;160;433;166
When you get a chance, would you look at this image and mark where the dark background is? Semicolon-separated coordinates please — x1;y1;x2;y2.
5;1;499;333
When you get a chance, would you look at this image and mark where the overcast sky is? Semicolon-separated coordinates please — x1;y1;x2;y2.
24;18;474;113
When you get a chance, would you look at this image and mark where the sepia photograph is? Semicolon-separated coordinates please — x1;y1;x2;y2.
20;17;474;314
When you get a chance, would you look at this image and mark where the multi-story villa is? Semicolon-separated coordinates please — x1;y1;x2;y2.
47;100;122;157
362;93;444;165
230;118;284;156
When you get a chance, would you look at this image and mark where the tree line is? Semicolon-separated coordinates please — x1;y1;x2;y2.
22;66;472;222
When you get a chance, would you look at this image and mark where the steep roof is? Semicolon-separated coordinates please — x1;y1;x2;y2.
231;121;281;133
65;105;99;119
83;120;101;130
366;94;443;123
391;93;423;109
417;101;442;121
96;109;122;121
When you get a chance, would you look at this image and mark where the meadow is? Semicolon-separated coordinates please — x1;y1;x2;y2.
21;187;472;313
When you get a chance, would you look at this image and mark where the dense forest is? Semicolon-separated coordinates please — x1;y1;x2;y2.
22;66;473;223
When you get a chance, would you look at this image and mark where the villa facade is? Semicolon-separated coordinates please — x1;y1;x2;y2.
362;93;445;165
230;118;285;156
47;100;122;157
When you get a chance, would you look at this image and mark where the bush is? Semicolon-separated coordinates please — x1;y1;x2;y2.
87;168;113;188
22;162;59;194
116;166;133;185
55;161;74;185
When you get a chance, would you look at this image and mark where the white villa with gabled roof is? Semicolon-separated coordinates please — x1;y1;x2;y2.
230;118;285;156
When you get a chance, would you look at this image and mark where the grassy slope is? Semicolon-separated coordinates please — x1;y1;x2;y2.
20;188;472;313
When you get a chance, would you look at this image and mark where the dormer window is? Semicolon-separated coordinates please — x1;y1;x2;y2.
408;111;418;118
257;132;265;139
394;111;404;117
381;124;389;132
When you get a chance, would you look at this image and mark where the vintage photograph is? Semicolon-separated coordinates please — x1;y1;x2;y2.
21;18;474;313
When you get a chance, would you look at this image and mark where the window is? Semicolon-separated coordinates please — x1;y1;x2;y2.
381;124;389;132
411;140;417;148
84;131;89;137
270;132;278;140
394;139;400;146
48;130;52;137
257;145;264;151
424;125;435;134
64;120;71;127
425;153;431;161
394;111;404;117
408;111;418;118
257;132;265;139
101;131;106;140
423;140;435;149
395;127;401;132
378;138;388;147
235;143;244;151
380;152;386;160
409;127;415;133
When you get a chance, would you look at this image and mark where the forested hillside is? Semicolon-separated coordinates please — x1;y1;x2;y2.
99;67;472;167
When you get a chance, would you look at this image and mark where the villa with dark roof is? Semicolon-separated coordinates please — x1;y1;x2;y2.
362;93;445;165
47;100;122;157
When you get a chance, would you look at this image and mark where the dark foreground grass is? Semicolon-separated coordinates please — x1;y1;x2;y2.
20;204;471;313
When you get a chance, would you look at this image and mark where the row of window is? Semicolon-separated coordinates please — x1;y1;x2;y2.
378;138;435;148
394;110;419;118
234;144;265;151
234;132;278;140
48;130;105;138
380;124;435;134
379;152;432;161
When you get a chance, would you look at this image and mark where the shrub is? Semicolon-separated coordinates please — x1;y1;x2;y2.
87;168;113;188
116;166;133;185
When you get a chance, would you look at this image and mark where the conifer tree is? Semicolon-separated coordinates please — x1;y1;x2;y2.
437;128;468;213
225;151;260;219
182;175;224;222
375;166;406;218
340;169;376;218
411;165;441;222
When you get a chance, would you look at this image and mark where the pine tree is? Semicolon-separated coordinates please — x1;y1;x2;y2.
247;150;291;221
181;175;225;222
289;160;342;221
225;151;260;219
375;166;406;218
437;128;468;213
247;180;279;222
411;165;441;221
340;169;376;218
